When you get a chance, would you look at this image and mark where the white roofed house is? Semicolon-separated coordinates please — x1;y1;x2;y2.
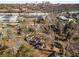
0;13;19;26
0;14;18;22
58;15;76;22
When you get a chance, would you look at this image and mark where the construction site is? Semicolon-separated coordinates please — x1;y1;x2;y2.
0;3;79;57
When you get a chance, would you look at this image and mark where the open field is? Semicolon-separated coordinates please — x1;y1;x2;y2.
0;3;79;57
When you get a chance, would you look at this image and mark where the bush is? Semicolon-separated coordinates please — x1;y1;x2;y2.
16;44;38;57
0;53;14;57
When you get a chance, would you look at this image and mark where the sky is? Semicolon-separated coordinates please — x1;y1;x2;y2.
0;0;79;4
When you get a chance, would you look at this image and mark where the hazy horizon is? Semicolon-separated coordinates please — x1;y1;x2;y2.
0;0;79;4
